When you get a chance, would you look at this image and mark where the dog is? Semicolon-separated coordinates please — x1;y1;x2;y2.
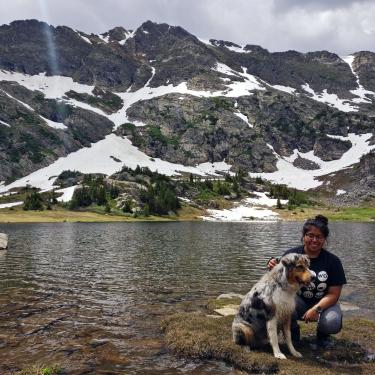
232;253;313;359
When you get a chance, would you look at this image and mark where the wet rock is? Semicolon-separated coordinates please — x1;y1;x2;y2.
217;293;244;300
340;301;360;312
0;233;8;250
214;305;239;316
89;338;110;348
0;339;7;349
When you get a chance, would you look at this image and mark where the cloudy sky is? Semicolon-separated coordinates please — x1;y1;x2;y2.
1;0;374;55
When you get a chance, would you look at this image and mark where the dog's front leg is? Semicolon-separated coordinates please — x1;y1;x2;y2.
267;318;286;359
283;318;302;358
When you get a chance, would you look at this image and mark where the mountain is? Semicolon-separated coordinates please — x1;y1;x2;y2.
0;19;374;205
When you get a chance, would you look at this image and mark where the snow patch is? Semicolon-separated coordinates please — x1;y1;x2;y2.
251;133;375;190
56;186;77;202
99;34;110;43
0;120;10;127
234;112;253;128
342;55;375;104
302;83;358;112
76;31;92;44
0;70;94;99
225;44;251;53
203;198;280;222
0;201;23;209
336;189;346;196
119;30;135;45
246;192;288;207
270;85;296;94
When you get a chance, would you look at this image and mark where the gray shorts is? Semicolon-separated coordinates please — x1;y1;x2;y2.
292;296;343;334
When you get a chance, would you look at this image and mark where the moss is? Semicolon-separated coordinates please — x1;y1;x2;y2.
147;125;179;146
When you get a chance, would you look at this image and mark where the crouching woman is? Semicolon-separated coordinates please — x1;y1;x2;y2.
268;215;346;348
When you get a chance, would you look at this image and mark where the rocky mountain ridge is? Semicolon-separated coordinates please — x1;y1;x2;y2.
0;19;374;205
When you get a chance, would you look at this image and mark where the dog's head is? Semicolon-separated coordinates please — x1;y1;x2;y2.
281;253;313;287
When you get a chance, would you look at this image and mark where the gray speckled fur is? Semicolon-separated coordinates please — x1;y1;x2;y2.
232;253;311;351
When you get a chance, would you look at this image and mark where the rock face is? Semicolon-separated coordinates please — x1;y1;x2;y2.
0;19;374;205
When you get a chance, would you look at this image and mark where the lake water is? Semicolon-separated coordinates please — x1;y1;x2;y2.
0;221;374;374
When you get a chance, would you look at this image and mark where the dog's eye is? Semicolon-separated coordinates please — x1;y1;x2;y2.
296;265;304;271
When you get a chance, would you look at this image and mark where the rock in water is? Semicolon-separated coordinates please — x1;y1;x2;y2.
0;233;8;250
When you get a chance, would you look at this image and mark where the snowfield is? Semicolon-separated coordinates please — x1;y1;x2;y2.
0;134;232;194
251;133;375;190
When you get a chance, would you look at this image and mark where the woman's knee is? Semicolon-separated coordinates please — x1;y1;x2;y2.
318;304;343;334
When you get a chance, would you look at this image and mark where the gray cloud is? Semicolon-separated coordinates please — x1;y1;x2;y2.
0;0;374;55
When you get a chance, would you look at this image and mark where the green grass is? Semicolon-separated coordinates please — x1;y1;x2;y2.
16;363;62;375
277;206;375;222
327;207;375;221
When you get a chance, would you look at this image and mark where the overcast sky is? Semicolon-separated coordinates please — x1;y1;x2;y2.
1;0;374;55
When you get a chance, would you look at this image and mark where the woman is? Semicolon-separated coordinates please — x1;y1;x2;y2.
267;215;346;348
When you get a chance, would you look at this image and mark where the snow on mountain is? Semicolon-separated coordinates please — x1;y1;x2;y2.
118;30;135;45
0;70;95;99
269;84;297;94
251;133;375;190
0;134;232;194
234;112;253;128
342;55;375;104
0;120;10;127
301;83;358;112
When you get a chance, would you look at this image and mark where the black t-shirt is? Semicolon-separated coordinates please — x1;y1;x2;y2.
283;246;347;306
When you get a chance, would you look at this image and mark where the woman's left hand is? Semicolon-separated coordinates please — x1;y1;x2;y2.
302;308;320;323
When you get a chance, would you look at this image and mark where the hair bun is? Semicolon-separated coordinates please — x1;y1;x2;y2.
315;215;328;226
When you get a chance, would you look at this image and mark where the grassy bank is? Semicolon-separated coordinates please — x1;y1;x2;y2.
1;204;374;224
276;206;375;222
0;205;205;223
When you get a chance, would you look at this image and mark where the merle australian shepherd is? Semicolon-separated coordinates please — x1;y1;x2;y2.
232;253;313;359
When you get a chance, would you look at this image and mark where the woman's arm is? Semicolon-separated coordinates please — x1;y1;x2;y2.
302;285;342;322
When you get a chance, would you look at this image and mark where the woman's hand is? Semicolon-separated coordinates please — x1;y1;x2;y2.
302;308;320;323
267;257;279;270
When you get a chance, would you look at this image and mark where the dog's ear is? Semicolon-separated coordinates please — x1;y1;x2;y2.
301;254;310;267
281;255;292;267
281;253;298;268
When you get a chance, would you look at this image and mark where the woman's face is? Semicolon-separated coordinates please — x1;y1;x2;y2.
303;225;326;255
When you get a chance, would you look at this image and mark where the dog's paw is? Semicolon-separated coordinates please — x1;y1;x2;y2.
274;352;287;360
291;350;303;358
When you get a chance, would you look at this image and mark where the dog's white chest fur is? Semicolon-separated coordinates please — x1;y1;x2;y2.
273;288;296;323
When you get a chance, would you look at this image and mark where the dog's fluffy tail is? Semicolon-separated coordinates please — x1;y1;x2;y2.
232;320;254;346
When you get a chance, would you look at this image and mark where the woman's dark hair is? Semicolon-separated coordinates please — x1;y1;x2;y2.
302;214;329;238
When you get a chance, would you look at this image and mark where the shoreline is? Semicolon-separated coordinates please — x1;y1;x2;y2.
0;205;374;224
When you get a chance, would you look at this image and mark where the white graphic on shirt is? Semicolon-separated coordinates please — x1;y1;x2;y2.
310;270;317;280
303;291;314;299
315;291;325;299
317;282;327;292
318;271;328;282
305;282;316;291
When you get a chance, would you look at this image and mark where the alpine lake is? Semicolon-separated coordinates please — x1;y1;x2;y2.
0;221;374;374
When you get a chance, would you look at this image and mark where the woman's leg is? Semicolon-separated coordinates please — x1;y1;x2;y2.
291;296;309;343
